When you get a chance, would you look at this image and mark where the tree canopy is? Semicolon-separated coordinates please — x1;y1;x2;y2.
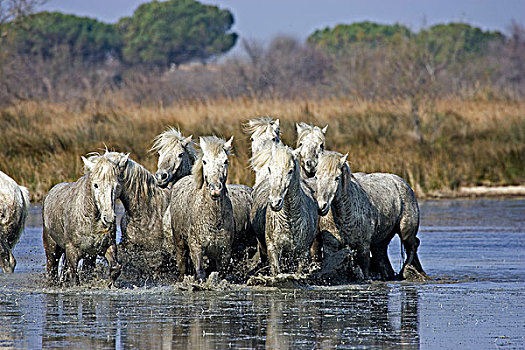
307;21;504;61
118;0;237;67
307;21;411;54
5;11;122;64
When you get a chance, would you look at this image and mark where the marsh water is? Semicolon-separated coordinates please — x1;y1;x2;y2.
1;198;524;349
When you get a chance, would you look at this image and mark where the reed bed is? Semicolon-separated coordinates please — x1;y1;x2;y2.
1;97;524;201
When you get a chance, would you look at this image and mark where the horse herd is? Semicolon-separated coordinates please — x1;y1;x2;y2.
0;117;428;286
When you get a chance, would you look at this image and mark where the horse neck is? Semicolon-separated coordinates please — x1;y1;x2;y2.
172;155;193;184
78;175;97;217
282;170;304;221
198;185;229;224
120;161;164;215
331;173;361;230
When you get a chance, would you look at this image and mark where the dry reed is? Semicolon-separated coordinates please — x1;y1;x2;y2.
1;97;524;201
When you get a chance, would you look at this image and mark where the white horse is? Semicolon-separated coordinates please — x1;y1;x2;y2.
169;136;236;281
244;117;282;185
43;153;126;285
250;143;318;275
0;171;29;273
151;127;197;188
295;122;327;178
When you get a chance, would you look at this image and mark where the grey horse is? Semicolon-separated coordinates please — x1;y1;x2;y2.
169;136;236;281
250;143;318;275
154;129;255;266
0;171;29;273
42;154;126;285
96;151;177;281
295;122;327;178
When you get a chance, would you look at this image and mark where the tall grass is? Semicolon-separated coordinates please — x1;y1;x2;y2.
1;97;524;201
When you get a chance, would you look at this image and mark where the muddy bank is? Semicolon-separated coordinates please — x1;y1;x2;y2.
426;184;525;198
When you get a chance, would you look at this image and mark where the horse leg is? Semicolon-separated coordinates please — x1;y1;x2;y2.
400;235;429;279
174;235;187;281
64;246;81;286
267;243;280;276
309;231;323;266
104;244;121;285
356;243;371;281
190;247;206;282
371;243;395;281
43;229;63;283
0;240;16;273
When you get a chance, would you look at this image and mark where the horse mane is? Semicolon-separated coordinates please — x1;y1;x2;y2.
122;158;158;201
250;143;294;172
192;136;232;189
85;155;120;183
249;147;272;172
92;151;158;201
317;151;352;191
243;116;279;138
151;127;197;162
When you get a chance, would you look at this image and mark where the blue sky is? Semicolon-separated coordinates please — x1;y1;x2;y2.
41;0;524;44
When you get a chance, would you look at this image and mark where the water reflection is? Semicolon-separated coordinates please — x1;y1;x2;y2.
2;199;524;348
0;286;421;349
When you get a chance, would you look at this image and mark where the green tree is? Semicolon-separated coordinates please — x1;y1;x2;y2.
5;11;121;64
421;22;504;65
118;0;237;67
307;21;411;54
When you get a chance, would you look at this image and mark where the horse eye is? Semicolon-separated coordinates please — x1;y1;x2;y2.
288;169;293;175
250;137;254;142
272;137;276;142
202;160;207;165
298;143;303;147
178;153;183;158
224;159;229;165
94;183;99;189
268;167;271;174
320;143;324;150
335;176;340;182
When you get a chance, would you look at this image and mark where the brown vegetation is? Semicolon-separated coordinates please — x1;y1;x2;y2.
1;96;524;202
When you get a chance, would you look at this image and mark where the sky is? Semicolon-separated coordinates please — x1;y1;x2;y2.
40;0;525;46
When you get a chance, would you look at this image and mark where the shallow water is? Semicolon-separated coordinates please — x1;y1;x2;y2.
1;198;524;349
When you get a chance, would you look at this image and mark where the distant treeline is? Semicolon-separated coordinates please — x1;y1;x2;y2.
0;0;523;108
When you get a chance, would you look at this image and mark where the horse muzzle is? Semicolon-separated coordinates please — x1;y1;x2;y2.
209;183;223;200
303;161;317;178
318;201;330;216
269;197;284;212
155;170;170;188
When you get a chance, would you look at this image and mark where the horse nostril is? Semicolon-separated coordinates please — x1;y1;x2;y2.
161;173;168;180
321;203;328;211
306;160;312;167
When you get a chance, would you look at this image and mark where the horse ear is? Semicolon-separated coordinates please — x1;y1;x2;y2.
273;119;280;128
224;136;234;154
119;153;129;170
82;156;95;171
292;147;301;159
339;153;348;167
296;122;304;135
199;137;206;152
182;135;192;146
322;125;328;134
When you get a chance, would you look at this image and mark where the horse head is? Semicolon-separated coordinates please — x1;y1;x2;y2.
267;144;301;212
244;117;281;156
82;153;127;228
295;122;328;178
313;151;349;216
193;136;233;200
152;128;196;188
